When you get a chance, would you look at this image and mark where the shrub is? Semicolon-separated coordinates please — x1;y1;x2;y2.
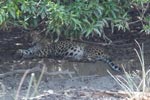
0;0;149;39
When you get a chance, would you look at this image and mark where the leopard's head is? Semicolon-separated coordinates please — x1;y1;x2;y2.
29;31;43;45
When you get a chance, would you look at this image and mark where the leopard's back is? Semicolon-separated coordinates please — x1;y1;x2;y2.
52;41;85;60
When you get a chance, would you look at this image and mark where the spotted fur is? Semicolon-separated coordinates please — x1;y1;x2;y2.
14;40;122;72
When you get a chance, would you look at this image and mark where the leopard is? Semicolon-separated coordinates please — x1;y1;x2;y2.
14;40;122;72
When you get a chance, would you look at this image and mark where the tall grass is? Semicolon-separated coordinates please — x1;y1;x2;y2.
15;66;45;100
0;82;6;100
108;40;150;99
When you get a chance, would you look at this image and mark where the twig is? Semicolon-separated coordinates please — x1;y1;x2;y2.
128;20;142;25
15;70;30;100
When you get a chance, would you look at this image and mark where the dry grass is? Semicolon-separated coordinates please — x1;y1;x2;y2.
109;40;150;100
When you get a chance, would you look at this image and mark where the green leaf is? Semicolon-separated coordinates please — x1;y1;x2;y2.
10;10;16;19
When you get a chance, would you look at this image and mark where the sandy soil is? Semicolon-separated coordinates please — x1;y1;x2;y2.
0;72;123;100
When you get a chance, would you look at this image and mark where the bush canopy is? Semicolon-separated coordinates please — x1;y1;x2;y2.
0;0;149;38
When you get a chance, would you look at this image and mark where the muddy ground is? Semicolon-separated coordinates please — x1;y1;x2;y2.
0;28;150;100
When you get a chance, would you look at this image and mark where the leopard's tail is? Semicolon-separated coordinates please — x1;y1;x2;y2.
95;56;122;72
104;59;122;72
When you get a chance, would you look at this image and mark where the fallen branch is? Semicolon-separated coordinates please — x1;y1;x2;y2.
0;67;41;78
44;70;75;76
0;67;75;78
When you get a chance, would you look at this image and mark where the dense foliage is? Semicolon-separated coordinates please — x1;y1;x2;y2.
0;0;149;38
